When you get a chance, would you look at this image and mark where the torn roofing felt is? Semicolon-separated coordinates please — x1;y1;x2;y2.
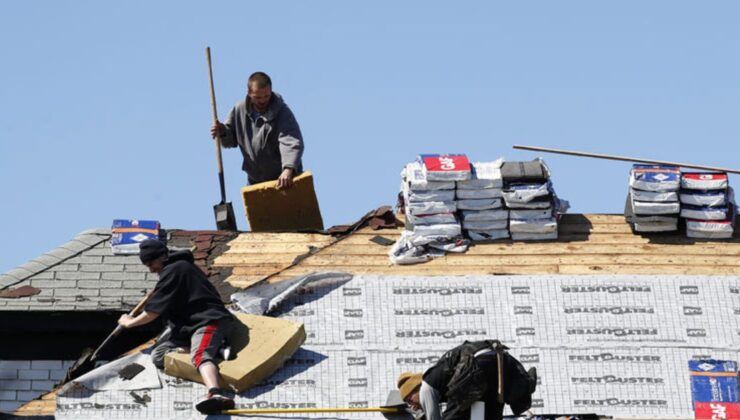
0;229;238;312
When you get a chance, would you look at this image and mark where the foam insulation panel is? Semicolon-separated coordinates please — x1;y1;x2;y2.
241;171;323;232
164;313;305;393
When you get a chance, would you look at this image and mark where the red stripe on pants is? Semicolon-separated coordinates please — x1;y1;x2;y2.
194;321;219;368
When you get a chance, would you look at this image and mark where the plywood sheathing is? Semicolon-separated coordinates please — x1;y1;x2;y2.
214;214;740;289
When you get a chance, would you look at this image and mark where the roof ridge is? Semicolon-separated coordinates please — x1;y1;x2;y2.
0;228;112;290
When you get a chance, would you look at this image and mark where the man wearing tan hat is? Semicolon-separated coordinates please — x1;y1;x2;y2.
397;340;536;420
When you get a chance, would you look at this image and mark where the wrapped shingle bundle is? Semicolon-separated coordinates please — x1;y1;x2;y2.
456;159;509;241
626;165;680;232
680;172;736;239
392;156;470;264
502;159;562;241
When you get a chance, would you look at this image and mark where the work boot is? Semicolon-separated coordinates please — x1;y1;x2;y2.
195;387;235;414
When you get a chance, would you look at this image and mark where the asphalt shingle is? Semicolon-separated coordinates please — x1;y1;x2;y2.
2;228;231;312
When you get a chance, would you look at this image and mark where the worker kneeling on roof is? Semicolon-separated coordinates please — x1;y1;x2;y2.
117;239;236;414
211;71;304;189
398;340;537;420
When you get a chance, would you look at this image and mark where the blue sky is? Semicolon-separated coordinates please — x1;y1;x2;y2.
2;1;739;273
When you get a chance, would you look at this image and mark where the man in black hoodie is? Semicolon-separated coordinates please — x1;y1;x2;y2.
117;239;235;414
210;71;304;189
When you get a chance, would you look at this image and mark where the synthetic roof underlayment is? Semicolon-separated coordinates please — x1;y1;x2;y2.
9;214;740;418
57;273;740;419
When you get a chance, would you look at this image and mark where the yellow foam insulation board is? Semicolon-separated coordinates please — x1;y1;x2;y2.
241;170;324;232
164;313;306;393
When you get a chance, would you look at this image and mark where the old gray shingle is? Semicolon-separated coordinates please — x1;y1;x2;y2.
29;280;75;289
123;264;149;273
30;254;63;266
102;272;146;281
79;264;124;273
55;272;101;281
66;256;103;264
103;256;142;264
77;280;122;289
53;289;99;297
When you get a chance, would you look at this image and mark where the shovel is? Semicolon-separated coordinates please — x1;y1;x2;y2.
222;390;411;418
63;289;155;382
206;47;237;231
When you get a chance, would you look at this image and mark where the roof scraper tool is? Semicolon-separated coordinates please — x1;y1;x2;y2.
63;290;155;382
222;390;411;417
206;46;237;231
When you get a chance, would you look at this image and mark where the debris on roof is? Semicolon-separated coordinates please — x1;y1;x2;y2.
0;285;41;298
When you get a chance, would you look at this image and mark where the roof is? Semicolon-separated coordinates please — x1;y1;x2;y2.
11;213;740;417
0;229;237;312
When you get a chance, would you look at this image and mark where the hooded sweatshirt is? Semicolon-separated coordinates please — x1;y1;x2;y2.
145;250;232;340
220;92;304;184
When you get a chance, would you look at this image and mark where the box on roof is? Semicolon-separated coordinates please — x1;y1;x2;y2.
111;219;160;255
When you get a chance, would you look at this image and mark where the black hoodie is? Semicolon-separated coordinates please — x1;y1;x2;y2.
144;250;233;339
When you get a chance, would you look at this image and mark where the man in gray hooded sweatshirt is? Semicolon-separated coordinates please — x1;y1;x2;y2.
211;72;304;189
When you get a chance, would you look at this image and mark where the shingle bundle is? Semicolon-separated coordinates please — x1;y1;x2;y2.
625;165;681;232
456;159;508;241
501;159;561;241
680;172;736;239
391;155;470;264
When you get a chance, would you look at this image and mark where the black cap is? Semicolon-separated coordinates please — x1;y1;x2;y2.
139;239;168;264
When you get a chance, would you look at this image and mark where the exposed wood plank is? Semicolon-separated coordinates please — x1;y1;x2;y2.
316;243;740;256
229;254;740;268
558;264;740;276
271;264;561;276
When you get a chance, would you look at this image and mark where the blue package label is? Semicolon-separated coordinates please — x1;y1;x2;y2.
690;360;739;404
111;219;160;255
631;165;681;183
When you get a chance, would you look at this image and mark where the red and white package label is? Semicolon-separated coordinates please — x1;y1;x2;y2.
684;173;728;181
694;402;740;419
420;154;470;172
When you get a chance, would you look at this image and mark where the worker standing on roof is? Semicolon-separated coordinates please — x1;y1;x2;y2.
210;71;304;189
398;340;537;420
117;239;236;414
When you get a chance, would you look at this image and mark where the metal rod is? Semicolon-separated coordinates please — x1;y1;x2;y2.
222;407;402;415
513;145;740;175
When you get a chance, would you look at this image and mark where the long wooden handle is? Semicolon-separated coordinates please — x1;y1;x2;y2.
496;350;504;404
513;144;740;174
222;407;401;415
206;47;227;203
90;289;156;361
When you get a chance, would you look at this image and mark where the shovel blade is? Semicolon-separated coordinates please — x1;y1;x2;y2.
381;390;413;419
214;202;237;231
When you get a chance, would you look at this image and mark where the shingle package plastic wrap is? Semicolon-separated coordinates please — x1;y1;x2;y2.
501;159;567;241
626;165;680;232
392;157;469;264
680;172;736;239
455;160;510;241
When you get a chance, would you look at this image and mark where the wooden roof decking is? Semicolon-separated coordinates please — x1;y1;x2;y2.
214;214;740;289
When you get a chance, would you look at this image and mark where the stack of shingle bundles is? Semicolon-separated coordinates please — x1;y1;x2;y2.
390;155;470;264
626;165;681;232
680;172;737;239
456;158;508;241
501;159;559;241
